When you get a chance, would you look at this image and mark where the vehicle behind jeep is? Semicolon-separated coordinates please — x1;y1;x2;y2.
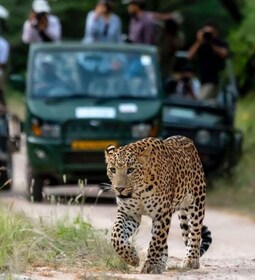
26;43;163;201
163;52;242;173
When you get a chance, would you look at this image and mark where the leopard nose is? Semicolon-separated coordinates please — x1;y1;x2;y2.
115;186;125;193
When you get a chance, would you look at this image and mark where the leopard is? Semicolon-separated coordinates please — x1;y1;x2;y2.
105;136;212;274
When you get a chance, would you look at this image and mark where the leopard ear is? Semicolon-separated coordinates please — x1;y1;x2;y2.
105;145;116;163
138;145;152;164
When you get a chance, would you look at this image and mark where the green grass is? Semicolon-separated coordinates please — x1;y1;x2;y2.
6;86;25;121
207;93;255;216
0;205;128;276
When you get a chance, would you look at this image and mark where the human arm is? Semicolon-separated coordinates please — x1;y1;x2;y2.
189;26;229;60
212;43;229;58
43;15;61;42
188;29;203;60
22;20;37;43
84;11;100;43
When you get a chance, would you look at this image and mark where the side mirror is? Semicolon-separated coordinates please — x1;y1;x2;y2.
9;74;26;92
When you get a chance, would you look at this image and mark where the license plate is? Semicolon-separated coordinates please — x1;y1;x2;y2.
71;140;118;151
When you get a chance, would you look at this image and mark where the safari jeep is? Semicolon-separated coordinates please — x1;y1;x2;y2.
163;52;243;173
25;43;163;201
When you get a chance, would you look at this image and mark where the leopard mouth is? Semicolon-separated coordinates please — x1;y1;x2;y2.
117;193;132;199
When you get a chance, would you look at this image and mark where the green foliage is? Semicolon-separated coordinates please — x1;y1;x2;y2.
6;85;25;120
0;207;128;275
229;1;255;89
167;0;234;47
208;92;255;215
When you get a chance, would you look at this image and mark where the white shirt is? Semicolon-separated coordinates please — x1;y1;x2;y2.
22;14;61;43
0;36;9;65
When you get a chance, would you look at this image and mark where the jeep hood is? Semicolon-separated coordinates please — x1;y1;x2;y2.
27;98;161;123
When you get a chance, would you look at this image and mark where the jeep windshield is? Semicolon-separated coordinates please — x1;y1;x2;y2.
31;50;158;99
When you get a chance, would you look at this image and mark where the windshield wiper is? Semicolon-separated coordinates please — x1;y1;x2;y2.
96;95;154;105
43;93;92;103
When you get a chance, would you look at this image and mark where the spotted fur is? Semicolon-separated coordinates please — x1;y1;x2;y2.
105;136;212;274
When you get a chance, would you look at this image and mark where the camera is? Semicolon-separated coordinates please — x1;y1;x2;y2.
181;76;191;84
203;31;213;42
36;12;47;22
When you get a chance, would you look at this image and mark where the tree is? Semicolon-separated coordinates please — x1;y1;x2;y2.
228;0;255;95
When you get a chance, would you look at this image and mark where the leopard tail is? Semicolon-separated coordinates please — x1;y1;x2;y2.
200;225;212;256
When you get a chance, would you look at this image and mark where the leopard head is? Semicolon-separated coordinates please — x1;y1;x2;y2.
105;143;152;198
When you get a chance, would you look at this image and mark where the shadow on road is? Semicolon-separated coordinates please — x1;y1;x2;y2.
0;186;116;206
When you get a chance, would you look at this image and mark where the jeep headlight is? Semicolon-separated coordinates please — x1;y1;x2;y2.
31;118;61;138
132;124;151;138
196;129;211;145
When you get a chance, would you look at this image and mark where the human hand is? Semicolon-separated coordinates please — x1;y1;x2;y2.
29;11;38;27
196;29;204;44
37;14;48;31
29;11;37;21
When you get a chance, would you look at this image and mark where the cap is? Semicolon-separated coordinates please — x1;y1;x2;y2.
122;0;145;5
0;5;9;19
32;0;51;13
98;0;114;3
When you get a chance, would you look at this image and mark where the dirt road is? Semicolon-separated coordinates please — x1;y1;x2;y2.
0;145;255;279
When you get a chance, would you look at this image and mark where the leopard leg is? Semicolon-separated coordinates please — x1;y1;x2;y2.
141;212;172;274
182;198;205;269
111;209;141;267
178;208;189;247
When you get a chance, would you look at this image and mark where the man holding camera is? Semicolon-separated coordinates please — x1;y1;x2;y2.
22;0;61;44
188;22;229;100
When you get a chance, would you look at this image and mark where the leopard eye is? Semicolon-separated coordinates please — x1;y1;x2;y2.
127;167;135;174
109;167;116;174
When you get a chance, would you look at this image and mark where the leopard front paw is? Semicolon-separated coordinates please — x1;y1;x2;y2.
126;254;140;267
141;261;165;274
182;258;200;269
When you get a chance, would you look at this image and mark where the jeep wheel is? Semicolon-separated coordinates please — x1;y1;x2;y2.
29;175;44;202
0;168;11;190
0;155;13;191
27;166;44;202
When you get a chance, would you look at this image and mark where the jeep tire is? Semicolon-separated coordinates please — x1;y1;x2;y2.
27;165;44;202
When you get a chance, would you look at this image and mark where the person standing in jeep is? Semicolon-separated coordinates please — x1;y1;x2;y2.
123;0;157;45
22;0;61;43
83;0;122;43
188;22;229;100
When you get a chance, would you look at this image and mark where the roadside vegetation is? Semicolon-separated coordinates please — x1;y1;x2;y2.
0;204;128;277
207;93;255;216
6;86;25;121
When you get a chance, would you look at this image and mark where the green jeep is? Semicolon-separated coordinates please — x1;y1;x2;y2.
25;43;163;201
